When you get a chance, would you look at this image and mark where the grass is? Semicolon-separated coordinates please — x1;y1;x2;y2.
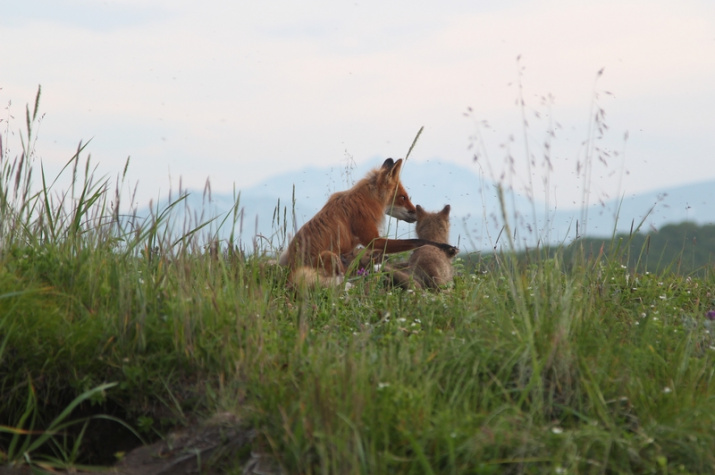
1;87;715;474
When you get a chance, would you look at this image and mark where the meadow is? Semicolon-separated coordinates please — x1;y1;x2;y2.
2;89;715;474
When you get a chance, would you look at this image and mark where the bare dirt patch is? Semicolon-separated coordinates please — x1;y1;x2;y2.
1;413;280;475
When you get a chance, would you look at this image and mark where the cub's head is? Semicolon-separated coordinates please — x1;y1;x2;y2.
414;204;451;242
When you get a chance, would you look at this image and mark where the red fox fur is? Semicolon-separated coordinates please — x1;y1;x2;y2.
279;158;458;288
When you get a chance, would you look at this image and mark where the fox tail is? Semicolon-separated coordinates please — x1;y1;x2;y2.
290;266;347;290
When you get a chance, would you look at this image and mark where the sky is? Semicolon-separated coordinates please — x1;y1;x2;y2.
2;0;714;212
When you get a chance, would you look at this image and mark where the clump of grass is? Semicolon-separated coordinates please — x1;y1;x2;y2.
0;87;272;468
0;382;142;470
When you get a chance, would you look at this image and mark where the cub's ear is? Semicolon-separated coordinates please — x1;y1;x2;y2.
441;204;451;216
415;205;425;218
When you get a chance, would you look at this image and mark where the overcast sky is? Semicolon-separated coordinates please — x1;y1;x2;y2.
2;0;714;211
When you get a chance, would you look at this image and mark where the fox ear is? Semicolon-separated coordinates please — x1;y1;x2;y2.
381;158;395;170
441;204;451;216
416;205;425;218
389;158;403;177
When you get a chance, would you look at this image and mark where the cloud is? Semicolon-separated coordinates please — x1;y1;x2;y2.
1;0;714;210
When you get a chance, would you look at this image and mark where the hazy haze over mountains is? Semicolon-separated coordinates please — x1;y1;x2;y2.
151;159;715;254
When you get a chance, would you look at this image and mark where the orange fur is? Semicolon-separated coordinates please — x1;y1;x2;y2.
280;158;458;288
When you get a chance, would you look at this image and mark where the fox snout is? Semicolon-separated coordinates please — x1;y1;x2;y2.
387;205;417;223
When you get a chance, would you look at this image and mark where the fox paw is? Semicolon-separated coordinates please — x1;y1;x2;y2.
440;244;459;257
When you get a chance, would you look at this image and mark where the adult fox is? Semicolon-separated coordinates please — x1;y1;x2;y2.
279;158;458;287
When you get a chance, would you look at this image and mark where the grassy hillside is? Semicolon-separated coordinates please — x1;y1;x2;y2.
2;92;715;474
459;222;715;279
568;222;715;277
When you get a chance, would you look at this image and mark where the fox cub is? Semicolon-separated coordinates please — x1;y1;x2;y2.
396;204;455;289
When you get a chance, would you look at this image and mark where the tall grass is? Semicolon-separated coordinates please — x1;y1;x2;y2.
1;85;714;474
234;256;715;473
0;87;261;467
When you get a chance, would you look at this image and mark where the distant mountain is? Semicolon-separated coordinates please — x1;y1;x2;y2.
140;159;715;254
